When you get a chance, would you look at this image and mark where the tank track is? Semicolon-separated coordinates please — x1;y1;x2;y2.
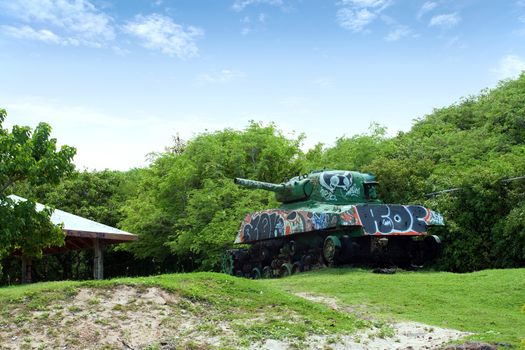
222;233;441;278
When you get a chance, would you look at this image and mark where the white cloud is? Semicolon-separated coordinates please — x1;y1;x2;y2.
278;97;306;108
337;8;377;32
232;0;284;12
313;77;335;89
336;0;391;32
417;1;437;19
385;26;411;41
1;25;62;44
4;98;237;170
493;55;525;80
0;0;115;47
338;0;390;9
197;69;244;85
429;13;461;28
124;14;204;60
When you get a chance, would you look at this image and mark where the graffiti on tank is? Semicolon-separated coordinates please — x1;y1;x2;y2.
339;207;361;226
312;213;328;230
235;205;442;243
345;185;361;197
320;171;353;193
236;210;339;243
355;205;430;235
429;211;445;226
320;188;337;201
241;212;285;241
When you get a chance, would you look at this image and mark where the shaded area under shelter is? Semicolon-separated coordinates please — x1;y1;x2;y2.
8;195;138;283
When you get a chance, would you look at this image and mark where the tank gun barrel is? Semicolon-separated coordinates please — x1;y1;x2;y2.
234;178;285;192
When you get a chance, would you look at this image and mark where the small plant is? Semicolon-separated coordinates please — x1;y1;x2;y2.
87;298;100;305
67;306;81;313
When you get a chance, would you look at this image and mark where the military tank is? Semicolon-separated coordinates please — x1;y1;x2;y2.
222;170;444;278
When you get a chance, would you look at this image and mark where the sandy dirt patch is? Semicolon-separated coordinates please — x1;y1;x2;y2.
271;292;472;350
0;286;232;349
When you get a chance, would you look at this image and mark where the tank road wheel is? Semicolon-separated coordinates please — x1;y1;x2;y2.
323;236;341;266
288;241;296;256
221;252;235;275
262;266;272;278
292;261;302;274
301;254;313;271
251;267;262;279
423;235;442;262
280;263;293;277
259;247;270;262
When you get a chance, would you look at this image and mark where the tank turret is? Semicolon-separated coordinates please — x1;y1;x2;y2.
236;170;380;206
234;177;312;203
222;169;445;279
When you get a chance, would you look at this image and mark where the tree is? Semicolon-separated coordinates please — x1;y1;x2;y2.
120;121;305;271
0;108;76;270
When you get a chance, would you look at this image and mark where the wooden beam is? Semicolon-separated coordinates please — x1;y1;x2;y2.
93;238;104;280
65;237;83;250
67;230;138;242
21;256;32;284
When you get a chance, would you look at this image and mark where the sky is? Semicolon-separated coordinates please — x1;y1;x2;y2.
1;0;525;170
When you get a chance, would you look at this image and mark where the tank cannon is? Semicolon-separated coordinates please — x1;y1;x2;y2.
234;177;312;203
223;170;445;278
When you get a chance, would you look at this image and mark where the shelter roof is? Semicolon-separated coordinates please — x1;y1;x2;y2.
8;195;137;252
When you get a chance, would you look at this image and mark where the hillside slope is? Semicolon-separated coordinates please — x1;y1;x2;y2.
0;269;523;349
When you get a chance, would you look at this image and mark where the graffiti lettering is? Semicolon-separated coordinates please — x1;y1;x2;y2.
429;211;445;226
236;205;441;243
356;204;430;235
242;212;285;241
237;209;338;243
320;188;337;201
345;185;360;197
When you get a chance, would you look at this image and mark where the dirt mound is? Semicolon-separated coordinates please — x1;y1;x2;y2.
0;286;232;349
0;286;472;350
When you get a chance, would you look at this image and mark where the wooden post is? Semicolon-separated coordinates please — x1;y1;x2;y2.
93;238;104;280
21;256;32;284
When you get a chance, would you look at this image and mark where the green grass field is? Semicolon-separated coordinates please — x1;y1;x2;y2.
0;268;523;348
267;268;525;346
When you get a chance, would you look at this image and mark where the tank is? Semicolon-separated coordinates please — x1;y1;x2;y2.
222;170;445;278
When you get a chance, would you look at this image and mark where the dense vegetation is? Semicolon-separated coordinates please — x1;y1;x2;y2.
0;108;75;277
2;75;525;283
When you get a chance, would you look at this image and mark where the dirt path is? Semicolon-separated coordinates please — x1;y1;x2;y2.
263;292;471;350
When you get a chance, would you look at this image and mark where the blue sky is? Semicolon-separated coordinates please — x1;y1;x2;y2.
1;0;525;170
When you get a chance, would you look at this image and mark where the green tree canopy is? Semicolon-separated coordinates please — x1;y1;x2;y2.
120;122;304;270
0;108;76;265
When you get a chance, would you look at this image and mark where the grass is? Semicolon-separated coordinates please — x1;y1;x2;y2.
0;272;364;349
267;267;525;346
0;268;523;348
